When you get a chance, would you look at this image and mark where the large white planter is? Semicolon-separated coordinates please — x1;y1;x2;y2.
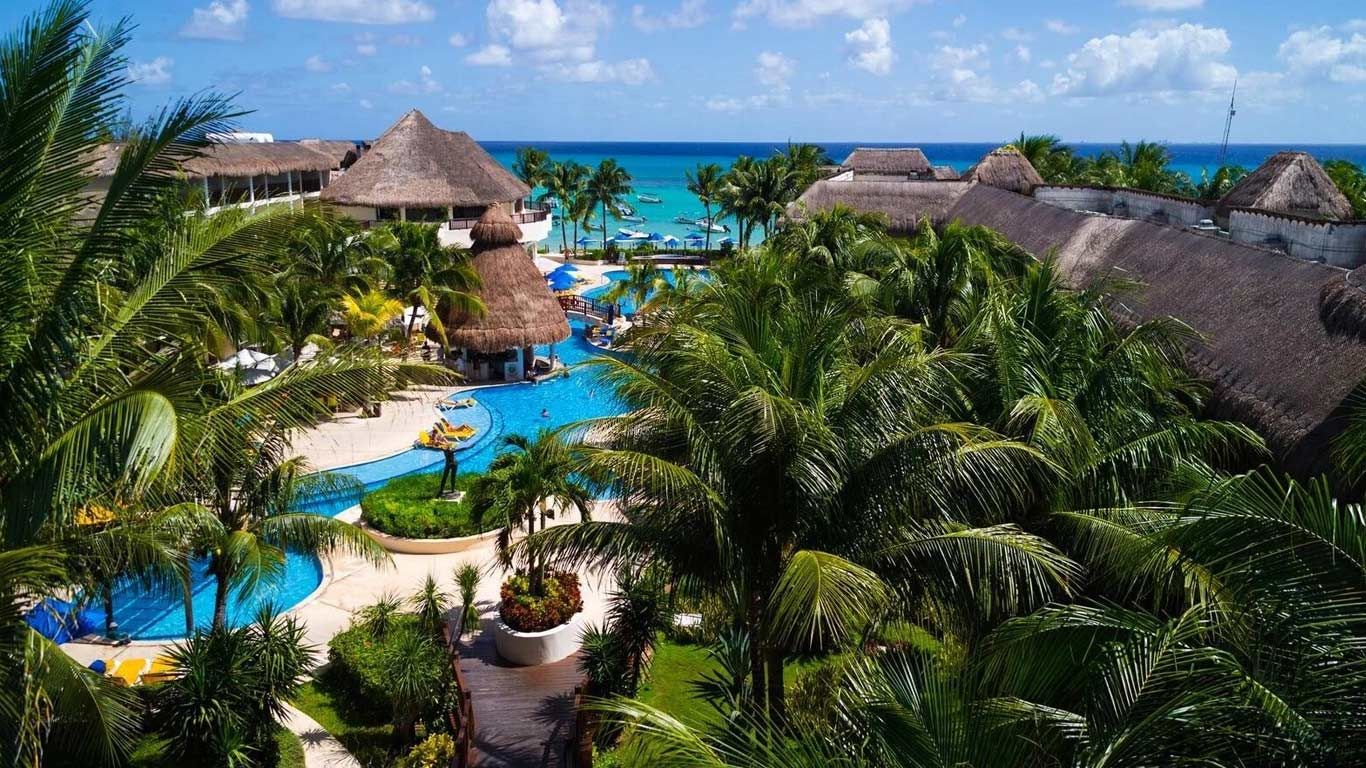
358;522;499;555
492;612;584;666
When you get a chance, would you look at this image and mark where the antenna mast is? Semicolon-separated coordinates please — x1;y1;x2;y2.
1217;78;1237;167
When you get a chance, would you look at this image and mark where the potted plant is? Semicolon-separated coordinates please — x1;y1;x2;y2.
493;570;584;665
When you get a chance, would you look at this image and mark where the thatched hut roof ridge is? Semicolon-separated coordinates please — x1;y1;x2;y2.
791;179;971;234
321;109;528;209
963;148;1045;194
85;140;355;179
1216;151;1354;222
842;148;933;176
446;205;570;352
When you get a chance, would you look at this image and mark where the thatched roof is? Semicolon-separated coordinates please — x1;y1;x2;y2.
946;184;1366;475
791;179;971;234
84;140;356;179
321;110;528;209
932;166;961;181
445;206;570;352
1216;151;1355;222
843;148;933;177
963;148;1045;194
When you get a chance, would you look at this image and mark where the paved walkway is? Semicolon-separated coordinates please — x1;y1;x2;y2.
282;704;361;768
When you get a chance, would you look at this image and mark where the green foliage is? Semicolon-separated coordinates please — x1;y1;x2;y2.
360;473;486;539
498;570;583;632
153;606;313;767
1325;159;1366;218
292;675;393;768
455;563;481;635
394;733;454;768
327;610;453;746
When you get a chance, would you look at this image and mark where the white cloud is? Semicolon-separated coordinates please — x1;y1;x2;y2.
1277;25;1366;84
845;17;893;75
485;0;608;62
706;97;745;112
916;41;1040;103
128;57;173;85
952;13;966;27
931;43;987;69
466;44;513;66
1001;27;1031;42
631;0;707;31
755;50;795;88
272;0;433;23
304;54;331;72
705;93;783;111
1015;44;1031;63
1045;19;1078;34
388;65;442;95
181;0;249;40
331;82;351;93
544;58;654;83
388;33;423;46
354;32;377;55
358;98;373;109
733;0;918;29
1053;23;1235;96
448;32;468;47
1118;0;1202;9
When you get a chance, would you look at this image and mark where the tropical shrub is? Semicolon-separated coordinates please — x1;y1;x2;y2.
327;611;454;745
361;473;489;539
455;564;481;635
499;571;582;632
395;733;455;768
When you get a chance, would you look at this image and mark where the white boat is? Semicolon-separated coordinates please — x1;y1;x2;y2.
617;228;649;239
692;218;728;234
637;193;663;204
673;213;699;224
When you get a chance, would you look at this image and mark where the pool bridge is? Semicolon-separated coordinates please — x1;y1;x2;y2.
559;295;616;322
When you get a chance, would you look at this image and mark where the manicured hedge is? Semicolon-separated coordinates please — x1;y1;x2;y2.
360;472;493;539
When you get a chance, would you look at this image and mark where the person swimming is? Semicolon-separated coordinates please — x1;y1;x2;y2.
541;408;550;419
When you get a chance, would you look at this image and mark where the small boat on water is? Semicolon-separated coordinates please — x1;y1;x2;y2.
637;193;663;204
672;213;699;224
617;228;649;239
692;217;729;234
612;202;647;222
542;196;560;209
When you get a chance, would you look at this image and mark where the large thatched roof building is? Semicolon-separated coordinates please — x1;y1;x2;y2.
790;146;1366;475
1215;151;1355;224
445;207;570;364
321;110;550;247
963;148;1045;194
840;148;936;180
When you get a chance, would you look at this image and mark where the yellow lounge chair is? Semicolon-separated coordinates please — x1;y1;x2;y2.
444;424;476;441
141;655;179;685
108;657;147;687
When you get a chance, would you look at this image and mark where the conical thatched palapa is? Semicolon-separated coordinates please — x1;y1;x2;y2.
446;207;570;353
321;109;528;209
964;147;1045;194
1216;151;1355;222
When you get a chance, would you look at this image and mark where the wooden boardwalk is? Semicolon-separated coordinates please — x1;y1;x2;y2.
458;620;583;768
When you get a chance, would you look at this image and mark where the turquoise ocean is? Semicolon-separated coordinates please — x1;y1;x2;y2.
482;141;1366;246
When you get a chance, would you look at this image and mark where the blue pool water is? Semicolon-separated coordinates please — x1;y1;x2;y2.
106;318;625;640
582;268;709;317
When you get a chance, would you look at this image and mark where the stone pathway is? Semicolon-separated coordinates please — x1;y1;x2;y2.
282;704;361;768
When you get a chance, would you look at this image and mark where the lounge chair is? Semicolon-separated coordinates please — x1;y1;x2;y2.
107;657;146;687
441;423;476;441
140;655;179;685
416;431;450;449
439;396;476;409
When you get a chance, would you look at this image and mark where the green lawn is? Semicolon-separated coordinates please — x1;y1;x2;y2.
130;727;303;768
635;639;831;730
292;670;396;768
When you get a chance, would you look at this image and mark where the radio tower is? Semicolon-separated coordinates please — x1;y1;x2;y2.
1217;79;1237;167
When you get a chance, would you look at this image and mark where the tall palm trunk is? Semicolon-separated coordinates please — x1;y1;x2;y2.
102;582;115;637
747;595;767;715
602;201;611;255
559;213;568;254
765;647;786;723
211;557;231;630
703;201;713;252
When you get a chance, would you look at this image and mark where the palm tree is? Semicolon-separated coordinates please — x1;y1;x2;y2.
1324;159;1366;218
380;220;483;352
512;146;551;193
568;190;598;254
686;162;725;252
410;573;451;637
467;430;594;596
181;422;390;629
547;160;589;253
781;142;832;190
1193;164;1248;200
271;277;335;364
289;213;386;295
341;289;404;339
586;159;633;253
535;252;1074;719
721;156;794;247
602;262;666;316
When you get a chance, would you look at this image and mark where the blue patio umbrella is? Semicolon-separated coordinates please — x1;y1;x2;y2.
549;263;582;279
575;236;599;247
719;237;736;247
662;235;681;246
646;232;665;242
547;272;577;291
684;233;704;248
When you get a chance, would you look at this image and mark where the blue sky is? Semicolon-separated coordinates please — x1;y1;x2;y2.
5;0;1364;143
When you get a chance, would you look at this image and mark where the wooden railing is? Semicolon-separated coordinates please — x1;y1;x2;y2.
448;203;551;231
441;622;475;768
572;682;595;767
559;294;616;320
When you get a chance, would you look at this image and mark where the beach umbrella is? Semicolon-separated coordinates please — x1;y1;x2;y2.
533;255;562;274
396;305;429;329
214;348;274;371
576;236;598;247
718;237;736;247
662;235;681;246
549;263;583;279
547;271;577;291
646;232;665;242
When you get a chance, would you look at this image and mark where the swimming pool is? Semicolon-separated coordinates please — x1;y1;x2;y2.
106;318;624;639
582;268;710;316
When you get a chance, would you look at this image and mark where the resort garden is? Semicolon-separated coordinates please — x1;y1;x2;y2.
4;3;1366;768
